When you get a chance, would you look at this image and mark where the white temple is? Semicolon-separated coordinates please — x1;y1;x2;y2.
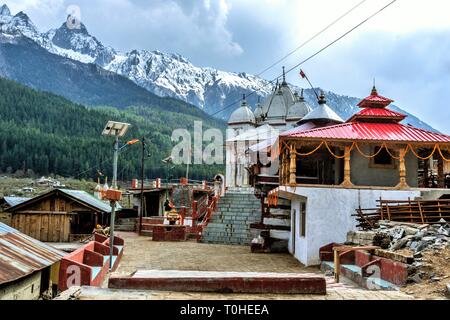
225;69;345;188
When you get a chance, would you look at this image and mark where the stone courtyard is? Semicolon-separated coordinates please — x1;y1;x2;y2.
89;232;414;300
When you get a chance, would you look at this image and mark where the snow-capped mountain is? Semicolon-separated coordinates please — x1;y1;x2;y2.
0;4;436;131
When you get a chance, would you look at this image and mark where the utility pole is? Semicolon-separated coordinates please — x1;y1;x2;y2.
186;146;190;181
139;136;145;234
109;132;119;270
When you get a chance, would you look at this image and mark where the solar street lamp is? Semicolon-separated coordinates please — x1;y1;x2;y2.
102;121;131;270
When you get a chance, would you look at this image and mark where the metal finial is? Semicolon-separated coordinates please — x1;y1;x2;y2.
282;66;287;84
318;90;326;104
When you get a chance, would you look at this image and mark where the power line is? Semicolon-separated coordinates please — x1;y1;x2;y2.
256;0;369;78
284;0;398;76
212;0;398;118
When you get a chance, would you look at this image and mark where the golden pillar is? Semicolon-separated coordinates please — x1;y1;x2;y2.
289;145;297;186
341;145;353;188
396;146;409;189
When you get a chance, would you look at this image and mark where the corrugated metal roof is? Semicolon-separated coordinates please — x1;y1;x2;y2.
0;222;66;285
7;189;121;213
348;107;407;122
3;197;31;207
59;189;121;213
357;86;394;108
282;122;450;143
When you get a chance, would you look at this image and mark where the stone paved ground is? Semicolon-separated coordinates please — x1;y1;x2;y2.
103;232;412;300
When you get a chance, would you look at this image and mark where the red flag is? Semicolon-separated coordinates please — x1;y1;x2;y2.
299;69;306;79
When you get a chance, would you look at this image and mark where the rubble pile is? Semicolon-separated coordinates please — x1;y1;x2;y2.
348;219;450;253
348;219;450;293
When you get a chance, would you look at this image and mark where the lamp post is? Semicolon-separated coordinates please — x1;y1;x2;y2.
102;121;131;270
139;136;146;234
162;156;173;201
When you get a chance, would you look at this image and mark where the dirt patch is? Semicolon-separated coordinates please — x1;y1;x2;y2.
401;247;450;300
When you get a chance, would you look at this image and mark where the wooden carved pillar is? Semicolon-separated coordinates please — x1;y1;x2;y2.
284;149;289;185
341;145;353;187
289;144;297;186
280;148;287;185
437;156;445;188
396;146;409;189
423;158;430;188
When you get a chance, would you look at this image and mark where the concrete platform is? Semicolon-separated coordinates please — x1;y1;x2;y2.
109;270;327;294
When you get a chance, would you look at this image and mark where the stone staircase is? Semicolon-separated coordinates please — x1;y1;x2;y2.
201;190;261;245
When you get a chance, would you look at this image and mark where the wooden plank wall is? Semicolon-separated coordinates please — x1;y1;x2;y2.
11;213;71;242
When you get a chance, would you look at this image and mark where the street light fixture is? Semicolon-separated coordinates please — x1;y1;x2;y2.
162;156;174;200
101;120;131;270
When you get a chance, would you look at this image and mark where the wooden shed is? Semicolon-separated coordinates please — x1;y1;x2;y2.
6;189;116;242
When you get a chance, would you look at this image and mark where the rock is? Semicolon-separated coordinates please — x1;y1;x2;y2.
447;283;450;295
404;227;419;236
413;230;425;240
422;236;437;242
415;240;431;253
439;218;447;224
390;235;414;251
413;252;422;258
391;227;406;241
430;276;441;282
408;273;422;284
437;226;449;236
410;241;420;250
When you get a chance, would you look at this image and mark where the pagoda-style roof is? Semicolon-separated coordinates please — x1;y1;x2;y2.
348;107;407;123
357;86;394;108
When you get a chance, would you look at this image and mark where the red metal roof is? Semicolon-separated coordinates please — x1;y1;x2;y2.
348;107;407;122
281;122;450;144
357;86;394;108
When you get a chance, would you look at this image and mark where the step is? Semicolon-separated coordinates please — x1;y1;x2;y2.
109;270;326;294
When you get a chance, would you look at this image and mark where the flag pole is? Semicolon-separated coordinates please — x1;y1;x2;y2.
300;69;320;101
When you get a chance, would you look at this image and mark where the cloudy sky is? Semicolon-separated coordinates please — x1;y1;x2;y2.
5;0;450;131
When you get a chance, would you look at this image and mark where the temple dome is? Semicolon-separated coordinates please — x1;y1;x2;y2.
254;101;263;121
287;90;312;121
228;98;256;125
264;88;287;122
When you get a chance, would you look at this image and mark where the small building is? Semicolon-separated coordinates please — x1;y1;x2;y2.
0;222;66;300
6;189;118;242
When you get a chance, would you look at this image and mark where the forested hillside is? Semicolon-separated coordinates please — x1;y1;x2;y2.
0;77;225;181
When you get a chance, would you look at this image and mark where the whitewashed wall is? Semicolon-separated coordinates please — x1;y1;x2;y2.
280;186;421;266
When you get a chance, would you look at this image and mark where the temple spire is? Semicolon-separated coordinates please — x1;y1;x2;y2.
318;90;326;104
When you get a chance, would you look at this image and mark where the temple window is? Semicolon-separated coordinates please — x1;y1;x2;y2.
371;146;395;168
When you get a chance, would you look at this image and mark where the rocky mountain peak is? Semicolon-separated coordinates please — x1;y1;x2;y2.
0;4;11;16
